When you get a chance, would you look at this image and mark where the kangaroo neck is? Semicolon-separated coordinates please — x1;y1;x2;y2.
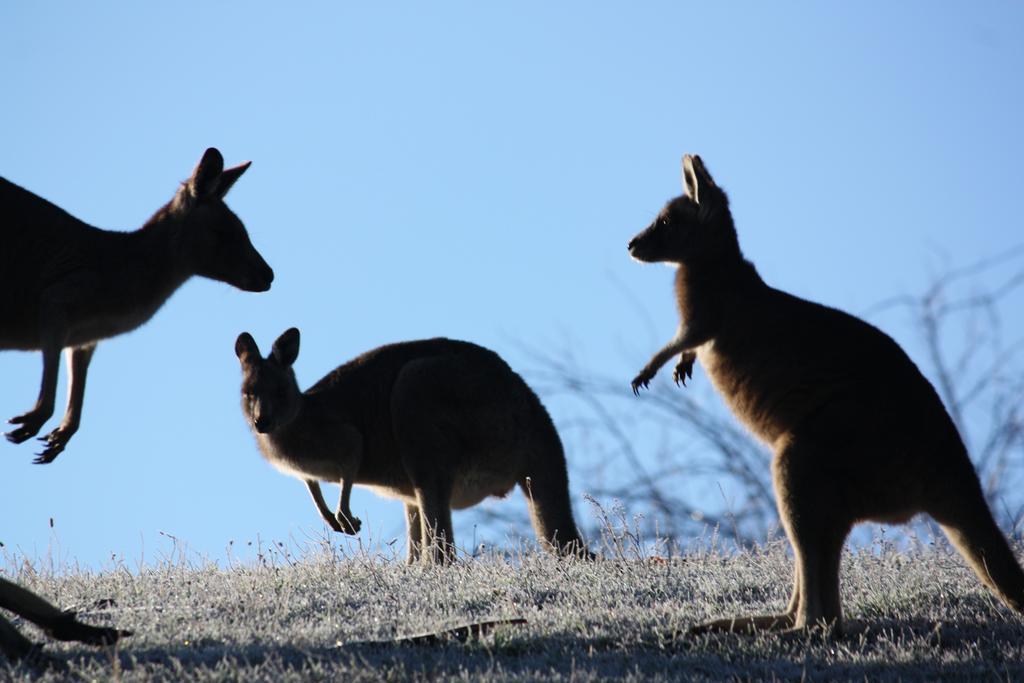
114;218;195;315
675;256;764;334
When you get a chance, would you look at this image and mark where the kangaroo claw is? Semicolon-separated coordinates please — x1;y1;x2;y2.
630;375;652;395
33;428;71;464
672;356;696;387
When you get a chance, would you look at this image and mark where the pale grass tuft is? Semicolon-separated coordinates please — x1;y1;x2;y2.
2;524;1023;681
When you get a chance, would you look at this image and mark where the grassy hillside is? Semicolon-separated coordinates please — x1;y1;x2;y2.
3;535;1023;682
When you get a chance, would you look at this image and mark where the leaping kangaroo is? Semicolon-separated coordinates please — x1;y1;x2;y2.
1;148;274;463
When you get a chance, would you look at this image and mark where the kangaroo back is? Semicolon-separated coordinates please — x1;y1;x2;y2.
0;178;92;341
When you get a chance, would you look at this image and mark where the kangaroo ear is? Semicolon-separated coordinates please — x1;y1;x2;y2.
682;155;701;203
235;332;261;363
271;328;301;367
189;147;225;199
690;155;716;188
682;154;717;205
215;161;251;199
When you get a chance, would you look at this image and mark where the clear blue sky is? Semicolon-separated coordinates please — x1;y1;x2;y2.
2;3;1022;569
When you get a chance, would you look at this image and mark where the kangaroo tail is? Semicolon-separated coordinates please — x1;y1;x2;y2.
521;469;591;560
937;494;1024;614
506;370;592;560
519;403;592;560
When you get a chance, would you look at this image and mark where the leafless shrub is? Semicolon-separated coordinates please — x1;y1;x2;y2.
521;247;1024;548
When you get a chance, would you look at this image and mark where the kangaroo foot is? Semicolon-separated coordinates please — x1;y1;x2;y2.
34;425;77;464
688;612;796;635
45;610;131;646
5;408;51;445
782;618;843;639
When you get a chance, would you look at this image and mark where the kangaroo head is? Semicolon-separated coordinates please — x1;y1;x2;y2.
235;328;302;434
628;154;739;265
170;148;275;292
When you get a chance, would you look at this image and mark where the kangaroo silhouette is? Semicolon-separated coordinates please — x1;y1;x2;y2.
629;154;1024;634
1;148;273;463
235;328;590;564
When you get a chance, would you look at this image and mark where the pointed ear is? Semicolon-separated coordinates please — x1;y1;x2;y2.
682;155;700;203
690;155;716;190
189;147;225;199
271;328;301;367
682;154;717;205
235;332;261;363
215;161;251;199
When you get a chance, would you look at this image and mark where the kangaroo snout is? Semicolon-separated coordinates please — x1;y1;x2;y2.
253;415;273;433
251;262;275;292
238;259;274;293
627;231;654;262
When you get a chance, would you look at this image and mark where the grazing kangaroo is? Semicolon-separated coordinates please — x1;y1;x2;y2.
1;148;274;463
234;328;590;564
0;576;129;663
629;155;1024;634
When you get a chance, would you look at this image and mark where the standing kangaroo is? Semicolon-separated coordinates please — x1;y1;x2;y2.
0;577;129;664
629;155;1024;634
234;328;590;564
1;148;274;463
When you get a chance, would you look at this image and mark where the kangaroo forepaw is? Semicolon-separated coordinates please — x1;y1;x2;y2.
672;357;695;387
631;371;654;395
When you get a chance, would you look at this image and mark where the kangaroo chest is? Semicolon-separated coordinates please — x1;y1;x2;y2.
697;341;798;449
256;433;348;482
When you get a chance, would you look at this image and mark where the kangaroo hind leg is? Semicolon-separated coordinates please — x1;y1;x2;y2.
0;578;129;660
691;440;848;636
35;343;96;464
405;503;423;565
775;443;848;635
0;613;35;661
414;480;455;565
6;324;64;446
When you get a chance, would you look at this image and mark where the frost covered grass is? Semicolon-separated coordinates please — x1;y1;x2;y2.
3;529;1023;682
